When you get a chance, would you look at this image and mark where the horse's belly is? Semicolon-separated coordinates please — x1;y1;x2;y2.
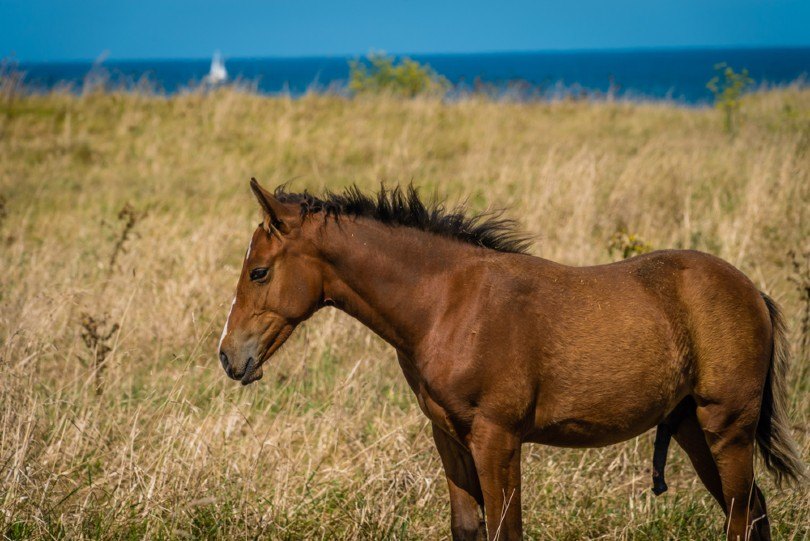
526;413;661;447
525;301;691;447
527;354;689;447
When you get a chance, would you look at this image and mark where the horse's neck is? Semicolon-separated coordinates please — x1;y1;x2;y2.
316;218;470;355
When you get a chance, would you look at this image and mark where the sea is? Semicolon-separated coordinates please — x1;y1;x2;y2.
13;47;810;104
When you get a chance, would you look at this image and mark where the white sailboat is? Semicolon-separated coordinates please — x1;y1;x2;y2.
204;51;228;84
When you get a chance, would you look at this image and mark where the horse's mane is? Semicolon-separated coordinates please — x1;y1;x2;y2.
273;184;532;254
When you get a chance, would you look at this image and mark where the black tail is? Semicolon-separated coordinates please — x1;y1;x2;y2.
756;292;806;486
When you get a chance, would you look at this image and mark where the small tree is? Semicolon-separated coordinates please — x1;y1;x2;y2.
707;63;754;135
349;52;449;98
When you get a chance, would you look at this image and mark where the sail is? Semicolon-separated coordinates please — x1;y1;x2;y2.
205;51;228;84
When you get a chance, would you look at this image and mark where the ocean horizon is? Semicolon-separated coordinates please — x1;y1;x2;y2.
11;46;810;104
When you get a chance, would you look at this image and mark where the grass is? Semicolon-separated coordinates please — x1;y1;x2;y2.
0;86;808;539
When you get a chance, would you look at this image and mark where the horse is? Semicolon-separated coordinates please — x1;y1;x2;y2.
217;179;805;540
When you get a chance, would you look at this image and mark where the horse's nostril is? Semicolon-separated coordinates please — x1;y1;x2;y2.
219;351;229;371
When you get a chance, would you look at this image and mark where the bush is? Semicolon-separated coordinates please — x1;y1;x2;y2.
349;52;449;97
707;63;754;134
607;229;653;260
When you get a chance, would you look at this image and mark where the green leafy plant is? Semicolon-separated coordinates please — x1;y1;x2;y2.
707;63;754;135
608;229;653;260
349;52;449;98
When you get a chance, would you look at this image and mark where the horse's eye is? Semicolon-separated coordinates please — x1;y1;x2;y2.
250;267;269;281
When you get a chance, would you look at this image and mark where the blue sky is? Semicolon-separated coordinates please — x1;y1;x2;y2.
2;0;810;62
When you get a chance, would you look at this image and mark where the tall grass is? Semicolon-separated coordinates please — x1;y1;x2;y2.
0;86;808;539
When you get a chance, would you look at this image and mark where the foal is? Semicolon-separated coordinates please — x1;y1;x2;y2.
218;180;805;540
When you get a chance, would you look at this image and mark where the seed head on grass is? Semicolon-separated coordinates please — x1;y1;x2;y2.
79;312;120;395
107;203;146;273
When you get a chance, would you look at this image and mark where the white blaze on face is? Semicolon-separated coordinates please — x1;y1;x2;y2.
245;235;254;260
218;235;255;353
218;296;236;352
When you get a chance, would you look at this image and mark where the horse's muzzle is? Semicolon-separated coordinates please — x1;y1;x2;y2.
219;348;263;385
239;356;263;385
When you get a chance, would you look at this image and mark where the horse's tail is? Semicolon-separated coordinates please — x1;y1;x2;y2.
756;292;806;486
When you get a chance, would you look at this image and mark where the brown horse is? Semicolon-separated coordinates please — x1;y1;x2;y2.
218;180;805;540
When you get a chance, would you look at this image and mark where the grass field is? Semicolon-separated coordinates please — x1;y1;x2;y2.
0;86;808;539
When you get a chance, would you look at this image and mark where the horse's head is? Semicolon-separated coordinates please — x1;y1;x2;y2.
218;179;324;385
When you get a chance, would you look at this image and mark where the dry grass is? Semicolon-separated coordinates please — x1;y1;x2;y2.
0;87;808;539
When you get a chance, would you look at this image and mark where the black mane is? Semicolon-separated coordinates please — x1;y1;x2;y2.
274;185;532;254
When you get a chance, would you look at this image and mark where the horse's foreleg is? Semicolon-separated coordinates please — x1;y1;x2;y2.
432;424;486;541
469;419;522;541
652;423;671;495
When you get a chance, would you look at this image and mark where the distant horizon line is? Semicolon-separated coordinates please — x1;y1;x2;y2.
10;43;810;65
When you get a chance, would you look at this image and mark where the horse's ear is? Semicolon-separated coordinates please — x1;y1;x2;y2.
250;178;298;234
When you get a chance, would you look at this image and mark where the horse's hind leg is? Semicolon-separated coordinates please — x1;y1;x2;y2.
696;402;770;541
679;272;774;540
670;405;726;510
672;404;771;539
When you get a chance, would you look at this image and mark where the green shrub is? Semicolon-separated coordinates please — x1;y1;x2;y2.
707;63;754;134
349;52;449;97
608;229;653;260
